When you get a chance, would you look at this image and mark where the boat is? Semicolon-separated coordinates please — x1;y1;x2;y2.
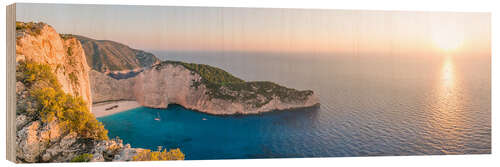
105;105;119;111
154;112;161;121
202;118;207;120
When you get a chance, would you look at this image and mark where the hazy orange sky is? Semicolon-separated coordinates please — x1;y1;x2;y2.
16;3;490;55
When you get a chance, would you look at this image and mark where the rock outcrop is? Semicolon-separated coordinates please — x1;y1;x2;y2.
15;22;140;163
133;61;320;115
16;114;137;163
90;60;319;115
16;22;92;110
89;60;319;115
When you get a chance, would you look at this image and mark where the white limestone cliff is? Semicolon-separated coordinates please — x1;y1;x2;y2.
16;22;92;110
132;63;320;115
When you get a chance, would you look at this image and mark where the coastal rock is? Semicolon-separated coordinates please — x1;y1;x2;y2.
16;120;42;163
15;114;78;163
16;22;92;110
133;62;320;115
90;61;319;115
16;114;138;163
89;138;138;162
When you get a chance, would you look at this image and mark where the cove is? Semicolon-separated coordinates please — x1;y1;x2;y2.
97;104;321;160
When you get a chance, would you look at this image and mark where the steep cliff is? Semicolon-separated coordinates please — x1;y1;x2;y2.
90;70;136;103
133;61;319;115
16;22;92;110
14;22;142;163
72;35;160;74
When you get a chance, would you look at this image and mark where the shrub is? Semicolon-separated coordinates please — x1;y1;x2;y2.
60;34;73;40
67;46;73;56
132;148;185;161
68;72;79;86
16;60;60;89
17;61;108;140
31;84;108;140
71;153;93;162
159;61;244;85
16;21;43;36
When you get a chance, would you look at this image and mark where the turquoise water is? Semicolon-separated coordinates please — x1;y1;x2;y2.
98;52;491;159
98;105;322;159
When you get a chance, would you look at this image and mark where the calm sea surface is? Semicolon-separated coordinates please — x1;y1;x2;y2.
97;51;491;159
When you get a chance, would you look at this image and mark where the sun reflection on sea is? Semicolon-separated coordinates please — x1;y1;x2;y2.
427;55;465;154
441;58;454;91
437;56;461;112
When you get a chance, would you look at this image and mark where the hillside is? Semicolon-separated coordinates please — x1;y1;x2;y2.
70;35;160;73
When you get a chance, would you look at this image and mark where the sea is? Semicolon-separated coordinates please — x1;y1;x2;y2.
97;51;491;160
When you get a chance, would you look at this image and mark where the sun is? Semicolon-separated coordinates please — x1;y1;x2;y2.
431;28;464;52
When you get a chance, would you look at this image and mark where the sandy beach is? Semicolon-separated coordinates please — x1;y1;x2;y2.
92;100;141;118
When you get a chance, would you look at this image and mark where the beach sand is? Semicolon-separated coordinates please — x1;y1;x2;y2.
92;100;141;118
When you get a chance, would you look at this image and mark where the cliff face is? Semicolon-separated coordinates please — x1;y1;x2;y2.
90;70;136;103
15;22;138;163
73;35;160;74
16;23;92;110
16;112;135;162
133;62;319;115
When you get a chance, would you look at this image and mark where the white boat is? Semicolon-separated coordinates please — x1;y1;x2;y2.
202;118;207;120
154;112;161;121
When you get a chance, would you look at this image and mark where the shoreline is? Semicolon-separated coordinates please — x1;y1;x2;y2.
92;100;320;118
92;100;141;118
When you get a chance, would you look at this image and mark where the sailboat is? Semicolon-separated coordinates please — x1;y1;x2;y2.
154;112;161;121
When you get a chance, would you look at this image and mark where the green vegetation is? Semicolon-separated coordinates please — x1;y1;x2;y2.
180;62;244;85
158;61;313;107
70;153;93;162
67;46;73;56
17;60;60;89
225;81;313;107
66;46;79;66
68;72;79;87
158;61;243;85
60;34;74;40
16;22;43;36
132;148;185;161
17;61;108;140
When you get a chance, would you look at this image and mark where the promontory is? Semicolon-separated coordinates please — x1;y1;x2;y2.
92;60;320;115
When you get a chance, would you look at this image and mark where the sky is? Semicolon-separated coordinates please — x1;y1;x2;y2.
16;3;490;55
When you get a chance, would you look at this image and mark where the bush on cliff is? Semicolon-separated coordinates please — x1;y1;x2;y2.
16;21;43;36
70;153;93;162
132;148;185;161
180;62;244;85
17;60;60;89
17;61;108;140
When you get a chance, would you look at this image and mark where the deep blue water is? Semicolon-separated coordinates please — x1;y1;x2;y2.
98;52;491;160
